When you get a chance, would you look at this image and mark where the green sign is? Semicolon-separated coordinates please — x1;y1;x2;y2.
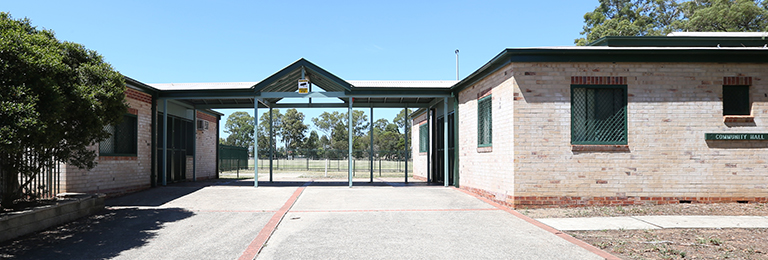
705;133;768;140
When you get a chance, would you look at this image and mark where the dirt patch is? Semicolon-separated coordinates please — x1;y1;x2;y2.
571;228;768;259
520;203;768;219
521;203;768;259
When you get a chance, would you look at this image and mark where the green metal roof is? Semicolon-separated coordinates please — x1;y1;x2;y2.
152;58;453;109
452;45;768;93
588;36;768;47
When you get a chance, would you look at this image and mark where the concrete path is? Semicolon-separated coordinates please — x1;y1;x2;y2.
537;215;768;231
0;179;610;260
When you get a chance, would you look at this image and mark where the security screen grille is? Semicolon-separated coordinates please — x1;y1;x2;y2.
477;95;492;147
571;86;627;145
419;123;429;152
722;85;750;115
100;115;138;155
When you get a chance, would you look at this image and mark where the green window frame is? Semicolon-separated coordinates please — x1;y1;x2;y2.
571;85;627;145
722;85;750;116
477;95;492;147
100;114;138;156
419;123;429;153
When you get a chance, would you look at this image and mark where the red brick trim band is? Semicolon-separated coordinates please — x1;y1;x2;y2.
724;116;755;123
515;196;768;208
99;156;137;161
454;187;620;260
571;76;627;85
723;76;752;85
125;87;152;104
127;108;139;115
197;111;218;123
291;208;499;213
572;145;629;152
238;182;310;260
84;183;151;197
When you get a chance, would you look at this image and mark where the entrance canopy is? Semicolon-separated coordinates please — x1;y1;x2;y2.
150;58;456;188
152;58;456;109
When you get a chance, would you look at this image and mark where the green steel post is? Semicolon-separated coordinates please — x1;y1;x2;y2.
192;109;197;182
162;99;168;186
370;105;374;183
348;98;354;187
405;105;409;183
444;98;449;187
269;107;273;182
453;94;460;188
254;99;259;187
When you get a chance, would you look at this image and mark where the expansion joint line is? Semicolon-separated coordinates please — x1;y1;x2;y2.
238;182;312;260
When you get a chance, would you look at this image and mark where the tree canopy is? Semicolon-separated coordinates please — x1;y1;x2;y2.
222;111;254;148
1;12;128;208
575;0;768;45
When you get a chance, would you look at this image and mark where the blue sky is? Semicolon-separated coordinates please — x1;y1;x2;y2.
4;0;597;139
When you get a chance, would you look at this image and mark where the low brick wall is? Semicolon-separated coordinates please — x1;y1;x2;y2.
0;194;105;242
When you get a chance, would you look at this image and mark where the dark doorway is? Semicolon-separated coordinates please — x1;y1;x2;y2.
431;113;454;185
156;113;194;184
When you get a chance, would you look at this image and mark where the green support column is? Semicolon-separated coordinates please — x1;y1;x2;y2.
444;98;449;187
370;105;374;183
269;107;273;182
254;99;259;187
404;105;409;183
162;99;168;186
348;98;354;187
192;109;196;182
453;94;460;188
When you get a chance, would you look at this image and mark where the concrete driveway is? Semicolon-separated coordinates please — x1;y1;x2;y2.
0;179;608;260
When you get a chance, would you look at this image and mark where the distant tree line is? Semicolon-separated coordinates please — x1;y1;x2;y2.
219;108;412;160
576;0;768;45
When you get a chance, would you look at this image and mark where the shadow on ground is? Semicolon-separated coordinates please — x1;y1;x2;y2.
0;207;194;259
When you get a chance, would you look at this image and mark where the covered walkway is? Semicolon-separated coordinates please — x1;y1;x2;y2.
152;58;458;188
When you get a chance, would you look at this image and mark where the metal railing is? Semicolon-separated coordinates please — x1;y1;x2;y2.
0;149;62;208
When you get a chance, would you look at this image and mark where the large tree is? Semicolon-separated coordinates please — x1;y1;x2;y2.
575;0;679;45
1;13;128;208
576;0;768;45
311;110;369;157
280;108;307;151
256;109;282;158
222;111;254;148
676;0;768;32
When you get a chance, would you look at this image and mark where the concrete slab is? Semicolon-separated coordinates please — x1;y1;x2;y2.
159;186;297;212
537;217;662;231
259;210;604;260
113;212;271;260
634;216;768;229
292;187;495;211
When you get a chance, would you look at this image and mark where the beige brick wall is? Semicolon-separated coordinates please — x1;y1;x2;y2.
507;62;767;205
411;111;429;180
456;65;517;205
195;111;218;180
61;88;153;195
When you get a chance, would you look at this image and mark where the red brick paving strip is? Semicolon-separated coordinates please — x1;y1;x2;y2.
454;187;620;260
238;183;310;260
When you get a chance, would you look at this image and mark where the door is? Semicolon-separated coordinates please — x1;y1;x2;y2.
431;113;455;185
156;114;192;184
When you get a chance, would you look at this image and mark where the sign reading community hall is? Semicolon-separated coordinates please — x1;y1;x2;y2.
705;133;768;140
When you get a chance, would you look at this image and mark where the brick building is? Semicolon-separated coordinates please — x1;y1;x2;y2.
412;33;768;208
59;78;222;196
58;33;768;206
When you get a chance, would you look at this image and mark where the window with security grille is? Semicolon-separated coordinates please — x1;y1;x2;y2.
477;95;492;147
100;114;138;156
419;123;429;153
571;86;627;145
723;85;750;115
